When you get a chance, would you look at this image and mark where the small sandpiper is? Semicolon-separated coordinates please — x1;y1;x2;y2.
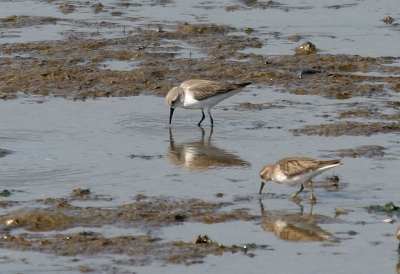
166;79;251;127
259;157;341;201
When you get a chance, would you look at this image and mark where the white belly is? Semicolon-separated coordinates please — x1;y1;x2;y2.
183;90;241;110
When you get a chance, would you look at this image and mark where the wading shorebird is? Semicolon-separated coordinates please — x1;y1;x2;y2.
166;79;251;127
259;157;341;201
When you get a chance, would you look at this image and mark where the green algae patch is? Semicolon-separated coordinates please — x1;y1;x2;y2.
0;190;12;197
366;202;400;218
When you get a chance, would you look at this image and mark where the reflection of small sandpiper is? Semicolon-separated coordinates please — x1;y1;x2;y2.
166;79;251;127
259;157;341;201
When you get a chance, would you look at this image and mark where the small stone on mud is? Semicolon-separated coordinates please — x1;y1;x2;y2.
295;41;317;55
383;16;394;24
174;214;186;221
193;235;213;245
72;188;91;196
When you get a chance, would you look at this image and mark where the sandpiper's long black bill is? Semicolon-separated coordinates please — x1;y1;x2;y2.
169;107;175;125
259;182;265;194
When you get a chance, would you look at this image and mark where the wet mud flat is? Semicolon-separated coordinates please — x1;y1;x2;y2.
1;11;399;135
0;190;269;268
1;185;399;271
1;13;399;100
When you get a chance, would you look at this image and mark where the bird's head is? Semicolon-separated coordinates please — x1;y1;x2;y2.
259;165;273;194
166;87;183;108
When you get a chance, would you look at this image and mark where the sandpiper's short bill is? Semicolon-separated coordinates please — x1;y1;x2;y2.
259;157;341;201
166;79;251;127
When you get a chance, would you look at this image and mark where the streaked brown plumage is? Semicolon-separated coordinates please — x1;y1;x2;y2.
259;157;341;200
166;79;251;127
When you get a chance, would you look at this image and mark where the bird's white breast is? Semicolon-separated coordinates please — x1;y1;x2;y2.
183;92;202;109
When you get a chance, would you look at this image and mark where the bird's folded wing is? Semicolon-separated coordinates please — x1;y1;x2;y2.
278;158;322;177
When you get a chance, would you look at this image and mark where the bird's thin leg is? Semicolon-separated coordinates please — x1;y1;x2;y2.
209;113;214;127
198;110;206;127
292;184;304;199
308;180;316;201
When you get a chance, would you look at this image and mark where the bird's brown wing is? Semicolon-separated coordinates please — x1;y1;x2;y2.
277;157;340;177
181;80;250;101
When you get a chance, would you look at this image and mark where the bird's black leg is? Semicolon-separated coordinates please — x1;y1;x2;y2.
209;113;214;127
198;110;206;127
292;184;304;199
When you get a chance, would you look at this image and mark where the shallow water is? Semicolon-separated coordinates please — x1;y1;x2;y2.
1;0;400;273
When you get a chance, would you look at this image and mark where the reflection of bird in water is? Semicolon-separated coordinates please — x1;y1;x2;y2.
167;128;250;171
263;218;333;242
260;199;334;242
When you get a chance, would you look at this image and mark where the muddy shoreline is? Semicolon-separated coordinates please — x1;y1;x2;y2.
0;190;269;266
1;18;399;100
1;19;399;136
